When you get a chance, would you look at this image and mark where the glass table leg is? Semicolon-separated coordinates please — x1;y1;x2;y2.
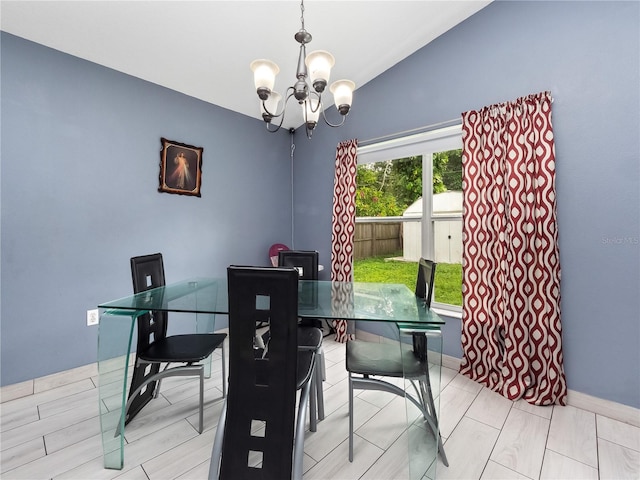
399;326;443;480
97;309;140;470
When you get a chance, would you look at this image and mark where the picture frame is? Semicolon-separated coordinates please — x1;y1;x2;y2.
158;138;203;197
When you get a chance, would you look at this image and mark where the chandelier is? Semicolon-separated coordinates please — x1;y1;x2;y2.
250;0;355;138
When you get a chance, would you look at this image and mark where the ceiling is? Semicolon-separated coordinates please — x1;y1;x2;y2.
1;0;491;129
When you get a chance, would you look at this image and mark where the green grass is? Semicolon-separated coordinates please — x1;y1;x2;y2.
353;254;462;306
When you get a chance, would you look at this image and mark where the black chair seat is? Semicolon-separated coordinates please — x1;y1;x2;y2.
346;341;425;378
139;333;227;364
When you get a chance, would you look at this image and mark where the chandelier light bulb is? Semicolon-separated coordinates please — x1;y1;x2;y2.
303;97;320;129
250;59;280;100
305;50;335;93
330;79;356;115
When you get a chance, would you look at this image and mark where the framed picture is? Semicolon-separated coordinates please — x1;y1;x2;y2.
158;138;203;197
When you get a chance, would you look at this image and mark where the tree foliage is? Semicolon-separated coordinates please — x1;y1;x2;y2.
356;149;462;217
356;162;403;216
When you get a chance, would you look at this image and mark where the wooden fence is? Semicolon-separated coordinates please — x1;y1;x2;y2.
353;221;402;259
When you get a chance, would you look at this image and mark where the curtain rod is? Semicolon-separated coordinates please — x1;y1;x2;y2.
358;117;462;147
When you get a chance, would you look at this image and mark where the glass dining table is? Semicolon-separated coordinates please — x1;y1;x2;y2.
97;277;445;478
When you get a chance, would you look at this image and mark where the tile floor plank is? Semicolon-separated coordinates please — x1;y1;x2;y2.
480;460;531;479
54;420;197;480
361;425;438;480
303;436;384;480
546;405;597;467
513;398;554;420
318;377;350;418
1;379;95;418
598;437;640;480
0;381;34;404
438;384;479;438
303;397;380;462
44;414;101;454
0;404;40;434
490;408;550;479
540;449;598;480
175;460;209;480
0;437;46;475
3;432;103;480
34;363;98;393
466;387;513;430
597;414;640;452
3;400;97;451
437;417;500;480
112;465;151;480
141;428;216;479
356;395;410;451
38;387;98;418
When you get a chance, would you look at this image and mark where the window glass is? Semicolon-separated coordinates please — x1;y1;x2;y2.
354;126;462;310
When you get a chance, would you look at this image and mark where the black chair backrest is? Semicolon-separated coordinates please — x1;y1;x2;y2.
223;266;299;480
127;253;168;422
415;257;437;308
130;253;169;343
278;249;320;320
278;250;319;280
413;258;437;362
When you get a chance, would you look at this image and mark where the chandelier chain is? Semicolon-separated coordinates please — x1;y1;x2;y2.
300;0;305;32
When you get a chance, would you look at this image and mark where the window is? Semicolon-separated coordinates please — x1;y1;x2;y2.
355;125;463;311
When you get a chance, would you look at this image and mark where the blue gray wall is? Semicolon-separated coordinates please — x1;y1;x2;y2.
1;32;292;385
291;1;640;408
2;1;638;409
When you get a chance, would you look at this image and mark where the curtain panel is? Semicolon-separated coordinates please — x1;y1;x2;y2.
331;139;358;342
460;91;567;405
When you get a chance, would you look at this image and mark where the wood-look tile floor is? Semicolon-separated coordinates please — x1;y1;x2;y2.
2;336;639;480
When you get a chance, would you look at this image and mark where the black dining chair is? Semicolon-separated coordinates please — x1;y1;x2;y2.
209;266;316;480
124;253;227;433
345;257;448;466
277;250;325;423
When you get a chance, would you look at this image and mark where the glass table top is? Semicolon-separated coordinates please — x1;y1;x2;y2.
98;277;444;326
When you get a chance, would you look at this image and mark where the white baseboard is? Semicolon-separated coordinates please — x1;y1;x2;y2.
568;389;640;427
442;353;461;371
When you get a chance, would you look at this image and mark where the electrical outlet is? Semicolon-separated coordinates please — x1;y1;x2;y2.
87;309;99;326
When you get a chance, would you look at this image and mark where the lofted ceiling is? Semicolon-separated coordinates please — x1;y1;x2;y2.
1;0;491;129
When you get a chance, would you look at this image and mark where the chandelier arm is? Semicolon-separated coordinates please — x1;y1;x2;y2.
261;99;280;119
302;97;309;125
308;92;323;113
266;120;283;133
265;90;298;133
320;108;348;128
262;87;296;119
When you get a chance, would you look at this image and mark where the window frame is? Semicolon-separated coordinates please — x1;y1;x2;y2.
357;124;463;313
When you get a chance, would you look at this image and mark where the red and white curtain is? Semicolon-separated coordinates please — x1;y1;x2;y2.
460;91;567;405
331;139;358;342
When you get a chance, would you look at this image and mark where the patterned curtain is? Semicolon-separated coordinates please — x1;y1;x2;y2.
331;139;358;342
460;91;567;405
